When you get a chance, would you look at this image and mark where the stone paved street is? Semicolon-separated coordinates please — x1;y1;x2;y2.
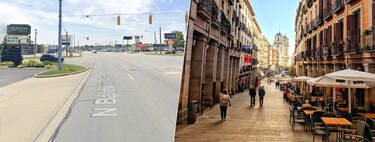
175;80;335;142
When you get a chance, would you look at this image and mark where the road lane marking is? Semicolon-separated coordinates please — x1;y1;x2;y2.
92;108;118;117
167;74;181;80
128;74;134;80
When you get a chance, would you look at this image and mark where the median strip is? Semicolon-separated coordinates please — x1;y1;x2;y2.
35;64;88;78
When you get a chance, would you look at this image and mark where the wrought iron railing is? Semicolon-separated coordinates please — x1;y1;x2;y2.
316;13;322;26
198;0;212;14
333;0;344;14
344;36;361;55
363;34;375;53
331;42;344;56
323;5;332;21
315;47;322;58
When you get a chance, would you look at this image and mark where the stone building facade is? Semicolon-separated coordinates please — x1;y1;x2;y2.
177;0;267;125
294;0;375;111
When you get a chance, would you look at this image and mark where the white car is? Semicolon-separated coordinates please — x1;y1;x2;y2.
92;50;97;53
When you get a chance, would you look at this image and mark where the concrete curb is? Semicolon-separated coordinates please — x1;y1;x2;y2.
34;67;89;78
34;69;92;142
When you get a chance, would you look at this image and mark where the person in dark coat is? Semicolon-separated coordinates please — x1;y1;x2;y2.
249;85;256;106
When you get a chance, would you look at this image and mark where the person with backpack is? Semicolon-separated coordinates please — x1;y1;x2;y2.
249;85;256;106
259;86;265;106
219;89;231;121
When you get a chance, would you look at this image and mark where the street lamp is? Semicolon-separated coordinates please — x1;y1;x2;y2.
145;30;157;53
57;0;62;70
34;29;37;57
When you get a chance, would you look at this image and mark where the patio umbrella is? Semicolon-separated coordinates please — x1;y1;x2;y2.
309;69;375;113
291;76;313;82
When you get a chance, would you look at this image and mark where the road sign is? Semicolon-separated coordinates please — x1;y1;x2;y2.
123;36;132;40
6;35;30;45
62;35;71;45
7;24;31;35
164;33;177;39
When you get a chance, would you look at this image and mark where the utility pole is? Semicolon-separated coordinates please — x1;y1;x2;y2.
57;0;62;70
159;27;161;54
154;31;157;53
34;29;37;57
66;31;68;56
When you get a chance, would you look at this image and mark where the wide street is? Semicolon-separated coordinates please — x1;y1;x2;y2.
52;52;182;142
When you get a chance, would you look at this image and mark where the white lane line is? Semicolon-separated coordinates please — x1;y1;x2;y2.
128;74;134;80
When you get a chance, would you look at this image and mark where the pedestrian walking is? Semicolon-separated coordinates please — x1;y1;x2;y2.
249;85;256;106
259;86;265;106
219;89;231;121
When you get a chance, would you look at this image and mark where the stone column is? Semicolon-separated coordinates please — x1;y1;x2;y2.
215;46;224;103
223;49;230;92
302;64;306;76
363;64;375;112
347;63;357;70
307;64;312;77
188;35;207;113
333;64;341;72
229;56;234;95
318;64;324;77
203;41;217;108
325;64;332;95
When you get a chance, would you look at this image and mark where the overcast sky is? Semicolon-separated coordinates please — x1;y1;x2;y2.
250;0;299;56
0;0;189;46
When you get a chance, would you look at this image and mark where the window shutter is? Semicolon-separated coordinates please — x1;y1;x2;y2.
347;15;355;37
334;23;338;42
328;25;332;43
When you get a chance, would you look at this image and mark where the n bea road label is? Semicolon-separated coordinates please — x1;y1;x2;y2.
92;85;118;117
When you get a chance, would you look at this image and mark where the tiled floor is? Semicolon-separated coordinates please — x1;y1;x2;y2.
175;81;336;142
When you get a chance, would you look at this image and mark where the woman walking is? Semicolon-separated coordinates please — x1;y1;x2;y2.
219;89;231;121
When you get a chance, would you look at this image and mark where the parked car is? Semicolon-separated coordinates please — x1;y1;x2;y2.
40;54;64;63
92;50;97;53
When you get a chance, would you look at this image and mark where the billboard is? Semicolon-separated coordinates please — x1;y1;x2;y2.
7;24;31;35
6;35;30;45
123;36;132;40
164;33;177;39
115;44;122;48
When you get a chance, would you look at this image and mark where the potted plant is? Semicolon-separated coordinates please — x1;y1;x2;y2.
211;0;218;20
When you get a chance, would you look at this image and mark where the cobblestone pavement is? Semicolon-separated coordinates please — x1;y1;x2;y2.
175;81;336;142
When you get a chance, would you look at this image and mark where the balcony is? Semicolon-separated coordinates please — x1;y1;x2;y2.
305;49;311;59
345;0;358;4
220;10;231;34
316;13;323;26
240;65;252;73
303;27;307;37
362;34;375;53
307;23;312;33
310;47;315;59
240;22;246;30
331;42;344;56
311;18;317;30
322;45;331;57
323;5;332;21
307;0;313;8
297;52;303;60
333;0;344;14
315;47;322;58
344;36;361;55
197;0;212;20
228;0;234;6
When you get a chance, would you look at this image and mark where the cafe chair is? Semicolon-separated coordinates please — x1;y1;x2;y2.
364;118;375;138
291;108;306;131
339;121;372;142
312;111;325;128
312;127;330;142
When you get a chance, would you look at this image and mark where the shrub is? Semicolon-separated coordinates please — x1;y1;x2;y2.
44;65;56;69
0;62;8;66
26;60;37;67
7;62;14;68
17;65;24;68
22;61;28;65
34;63;45;68
42;61;53;66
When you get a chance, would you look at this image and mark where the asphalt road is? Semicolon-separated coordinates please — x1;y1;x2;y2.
52;52;182;142
0;68;45;87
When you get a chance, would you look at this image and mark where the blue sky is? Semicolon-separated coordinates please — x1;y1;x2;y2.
250;0;300;56
0;0;189;45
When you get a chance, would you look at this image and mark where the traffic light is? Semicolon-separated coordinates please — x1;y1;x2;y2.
117;15;120;25
185;12;188;23
149;14;152;24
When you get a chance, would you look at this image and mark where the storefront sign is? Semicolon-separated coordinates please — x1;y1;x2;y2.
7;24;31;35
6;35;30;45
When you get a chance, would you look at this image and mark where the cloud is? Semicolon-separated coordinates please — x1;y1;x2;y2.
0;0;188;45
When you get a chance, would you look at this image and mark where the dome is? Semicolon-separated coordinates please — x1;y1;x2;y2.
276;32;282;36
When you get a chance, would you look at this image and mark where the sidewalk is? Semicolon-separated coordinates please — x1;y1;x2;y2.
0;70;90;142
175;81;318;142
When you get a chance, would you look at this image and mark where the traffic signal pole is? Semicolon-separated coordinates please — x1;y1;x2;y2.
159;27;161;54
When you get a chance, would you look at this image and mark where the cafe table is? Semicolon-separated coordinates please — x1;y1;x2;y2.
303;110;316;131
337;107;349;112
358;113;375;119
321;117;353;142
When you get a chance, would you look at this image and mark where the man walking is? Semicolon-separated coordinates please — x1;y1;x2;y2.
259;86;265;106
249;85;256;106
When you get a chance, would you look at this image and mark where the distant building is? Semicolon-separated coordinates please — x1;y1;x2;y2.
273;32;291;68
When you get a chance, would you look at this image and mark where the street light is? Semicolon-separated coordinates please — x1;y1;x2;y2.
57;0;62;70
145;30;157;53
34;29;37;57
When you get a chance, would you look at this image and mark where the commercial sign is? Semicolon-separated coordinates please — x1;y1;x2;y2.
115;44;122;48
7;24;31;35
123;36;132;40
62;35;71;45
6;35;30;45
243;45;250;50
164;33;177;39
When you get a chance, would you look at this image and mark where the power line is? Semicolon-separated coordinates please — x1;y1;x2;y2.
63;10;187;17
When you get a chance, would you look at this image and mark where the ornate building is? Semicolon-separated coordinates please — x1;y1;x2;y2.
273;32;291;68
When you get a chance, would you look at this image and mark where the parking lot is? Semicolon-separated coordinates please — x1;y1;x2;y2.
0;68;45;87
